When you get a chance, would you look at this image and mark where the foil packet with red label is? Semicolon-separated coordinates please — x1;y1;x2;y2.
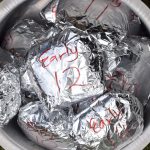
41;0;141;33
103;36;150;106
72;92;143;150
23;22;127;109
18;101;76;150
27;26;105;108
18;92;143;150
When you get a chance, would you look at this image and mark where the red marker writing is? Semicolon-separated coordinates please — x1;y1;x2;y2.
89;107;123;133
39;44;78;68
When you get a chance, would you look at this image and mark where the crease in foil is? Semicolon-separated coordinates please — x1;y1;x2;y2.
25;23;126;108
18;101;76;150
72;93;143;150
26;24;116;108
41;0;140;32
41;0;60;23
2;19;47;57
102;36;150;106
0;64;21;127
21;69;39;104
18;92;143;150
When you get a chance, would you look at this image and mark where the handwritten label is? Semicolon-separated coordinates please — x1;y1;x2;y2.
84;0;95;14
39;44;78;68
26;121;57;142
38;43;87;92
89;107;123;133
84;0;122;20
106;70;140;94
89;106;128;146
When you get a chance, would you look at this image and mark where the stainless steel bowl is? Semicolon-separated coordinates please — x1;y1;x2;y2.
0;0;150;150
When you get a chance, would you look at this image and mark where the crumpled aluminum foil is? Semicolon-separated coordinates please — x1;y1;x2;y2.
41;0;59;24
127;37;150;105
24;22;127;108
41;0;140;32
21;69;39;104
12;18;146;149
2;19;46;57
72;92;143;150
18;101;76;150
18;92;143;150
103;36;150;105
0;64;21;127
25;24;116;108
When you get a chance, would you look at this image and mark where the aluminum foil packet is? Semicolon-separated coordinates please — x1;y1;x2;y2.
72;92;143;150
22;23;127;108
1;19;54;104
18;92;143;150
25;25;106;108
103;36;150;105
2;19;47;57
0;64;21;127
18;101;76;150
41;0;141;32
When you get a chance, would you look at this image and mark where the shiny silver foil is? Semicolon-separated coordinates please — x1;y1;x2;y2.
72;93;143;150
41;0;59;23
18;101;76;150
2;19;46;57
26;24;111;108
21;69;39;104
103;36;150;105
16;19;146;149
41;0;140;32
18;92;143;150
0;64;21;127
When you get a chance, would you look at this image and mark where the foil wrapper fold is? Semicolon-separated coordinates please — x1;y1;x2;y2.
41;0;140;32
18;92;143;150
0;64;21;127
103;36;150;105
0;1;147;149
72;93;143;150
41;0;60;24
25;24;118;108
18;101;76;150
2;19;46;57
21;69;39;104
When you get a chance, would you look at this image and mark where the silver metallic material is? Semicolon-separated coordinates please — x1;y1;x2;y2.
2;19;46;57
41;0;138;31
72;93;143;150
0;0;149;150
18;92;143;150
26;24;109;108
41;0;59;23
18;101;75;150
0;64;21;127
103;36;150;105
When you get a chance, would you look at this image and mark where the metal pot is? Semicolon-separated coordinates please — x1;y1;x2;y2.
0;0;150;150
